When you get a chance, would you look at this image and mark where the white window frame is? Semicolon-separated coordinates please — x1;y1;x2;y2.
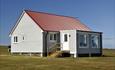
49;33;57;42
64;34;68;42
13;36;18;43
79;34;88;48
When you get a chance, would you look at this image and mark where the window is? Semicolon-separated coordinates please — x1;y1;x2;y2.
79;34;87;47
64;34;68;42
50;34;53;40
49;34;57;41
23;36;24;40
14;36;18;43
54;34;56;40
91;35;99;48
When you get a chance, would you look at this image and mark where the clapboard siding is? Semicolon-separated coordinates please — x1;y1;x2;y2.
11;12;43;53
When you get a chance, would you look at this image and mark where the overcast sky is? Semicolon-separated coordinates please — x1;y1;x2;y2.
0;0;115;48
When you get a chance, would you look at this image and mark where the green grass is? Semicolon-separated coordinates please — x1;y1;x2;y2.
0;46;115;70
103;49;115;57
0;45;10;55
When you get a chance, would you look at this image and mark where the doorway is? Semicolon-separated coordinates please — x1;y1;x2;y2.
61;33;69;51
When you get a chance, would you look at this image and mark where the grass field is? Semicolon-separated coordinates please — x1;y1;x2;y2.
0;46;115;70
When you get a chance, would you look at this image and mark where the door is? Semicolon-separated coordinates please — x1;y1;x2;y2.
61;33;69;51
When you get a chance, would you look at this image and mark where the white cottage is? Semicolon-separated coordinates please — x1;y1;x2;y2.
9;10;102;58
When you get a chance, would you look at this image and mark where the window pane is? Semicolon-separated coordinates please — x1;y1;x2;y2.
14;37;15;42
54;34;56;40
14;36;18;42
79;34;87;47
64;34;68;42
15;36;18;42
23;36;24;40
91;35;98;48
50;34;53;40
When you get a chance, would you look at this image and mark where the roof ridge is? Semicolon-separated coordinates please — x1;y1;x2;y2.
24;10;79;20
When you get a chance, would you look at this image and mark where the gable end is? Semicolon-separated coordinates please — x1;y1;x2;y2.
9;10;44;36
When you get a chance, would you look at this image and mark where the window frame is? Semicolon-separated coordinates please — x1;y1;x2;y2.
54;34;57;40
50;34;53;40
91;34;99;48
13;36;18;43
22;36;25;41
64;34;68;42
49;33;57;42
78;34;88;48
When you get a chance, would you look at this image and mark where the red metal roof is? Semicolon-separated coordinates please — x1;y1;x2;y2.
25;10;91;31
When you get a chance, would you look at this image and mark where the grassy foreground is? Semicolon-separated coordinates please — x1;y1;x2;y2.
0;46;115;70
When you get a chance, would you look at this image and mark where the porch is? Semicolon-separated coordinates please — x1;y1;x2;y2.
43;30;102;57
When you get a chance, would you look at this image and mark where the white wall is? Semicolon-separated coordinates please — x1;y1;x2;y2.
60;30;77;57
11;11;43;54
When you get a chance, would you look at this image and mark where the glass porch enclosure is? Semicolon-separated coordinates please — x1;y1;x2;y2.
77;31;102;56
